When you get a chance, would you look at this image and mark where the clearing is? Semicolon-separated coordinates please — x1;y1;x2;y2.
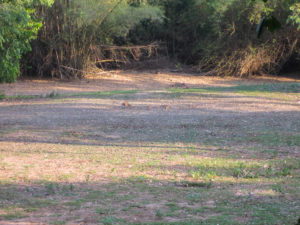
0;70;299;225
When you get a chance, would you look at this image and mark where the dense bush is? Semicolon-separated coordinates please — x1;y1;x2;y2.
196;0;300;76
1;0;299;82
129;0;300;76
24;0;162;79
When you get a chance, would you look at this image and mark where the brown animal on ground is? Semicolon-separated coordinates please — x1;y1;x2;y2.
161;105;169;110
122;101;132;108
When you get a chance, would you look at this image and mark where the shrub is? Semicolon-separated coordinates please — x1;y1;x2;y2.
196;0;300;76
0;1;47;83
130;0;300;76
25;0;162;79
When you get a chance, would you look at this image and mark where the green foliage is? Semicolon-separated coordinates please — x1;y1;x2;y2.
0;3;37;82
0;0;53;83
2;0;298;80
68;0;162;39
289;3;300;30
255;1;300;37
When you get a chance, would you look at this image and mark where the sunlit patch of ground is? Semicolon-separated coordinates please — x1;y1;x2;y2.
0;74;299;224
0;70;299;96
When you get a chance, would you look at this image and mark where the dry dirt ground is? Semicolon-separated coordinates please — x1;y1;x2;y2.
1;70;298;96
0;71;299;225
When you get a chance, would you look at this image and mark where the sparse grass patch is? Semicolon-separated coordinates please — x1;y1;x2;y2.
44;182;59;195
0;188;19;201
71;89;139;98
1;211;27;220
186;192;202;203
50;220;66;225
188;157;300;180
7;94;37;100
168;82;300;100
247;132;300;147
100;216;124;225
165;202;181;212
179;181;213;188
170;82;300;94
2;89;139;101
64;199;85;209
96;207;115;215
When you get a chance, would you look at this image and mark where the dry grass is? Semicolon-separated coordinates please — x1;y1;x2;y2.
0;73;299;224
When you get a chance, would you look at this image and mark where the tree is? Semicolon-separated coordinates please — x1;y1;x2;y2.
0;0;53;83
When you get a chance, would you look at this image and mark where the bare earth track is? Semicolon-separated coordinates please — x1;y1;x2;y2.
0;71;299;224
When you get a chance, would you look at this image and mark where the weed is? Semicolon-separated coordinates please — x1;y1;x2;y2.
45;182;58;195
232;163;247;178
187;193;202;203
272;150;278;158
278;166;292;177
61;184;75;195
165;202;181;212
175;63;183;71
100;216;122;225
272;184;284;194
155;209;164;219
190;166;217;180
96;207;114;215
